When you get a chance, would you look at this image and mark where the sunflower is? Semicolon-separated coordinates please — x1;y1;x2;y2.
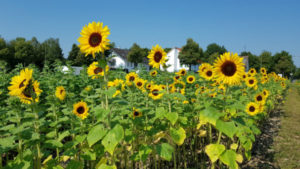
241;72;247;81
149;85;163;100
147;44;167;69
135;78;146;90
213;52;245;85
254;93;265;104
160;85;166;90
183;100;189;104
176;69;187;76
186;75;196;84
262;89;269;98
73;101;89;120
198;63;212;76
202;68;214;80
246;77;257;88
78;21;110;58
150;70;158;77
19;80;42;104
55;86;66;101
260;67;267;74
248;68;256;76
8;68;33;97
126;72;138;86
132;107;142;119
246;102;259;116
87;62;109;79
146;82;153;90
173;75;181;81
281;81;286;89
113;90;121;98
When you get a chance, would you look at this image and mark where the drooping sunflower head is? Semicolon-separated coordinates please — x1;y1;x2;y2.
246;102;259;116
213;52;245;85
260;67;267;74
150;70;158;77
87;62;109;79
147;45;167;69
186;75;196;84
78;21;110;58
246;77;257;88
149;85;163;100
132;107;142;119
248;68;257;76
73;101;89;120
55;86;66;101
8;68;33;97
176;68;187;76
19;80;42;104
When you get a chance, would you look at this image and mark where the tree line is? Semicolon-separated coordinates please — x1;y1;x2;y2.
1;36;299;79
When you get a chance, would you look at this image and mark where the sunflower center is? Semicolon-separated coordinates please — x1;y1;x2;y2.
60;89;64;94
133;111;139;116
152;89;159;96
175;76;180;80
154;52;163;63
89;33;102;47
249;106;255;112
77;106;85;114
181;71;185;75
256;95;263;101
263;91;267;95
129;76;135;81
249;79;254;84
19;79;26;88
243;75;246;79
137;82;142;87
206;71;212;77
250;70;254;73
94;67;103;74
189;77;193;81
221;61;237;76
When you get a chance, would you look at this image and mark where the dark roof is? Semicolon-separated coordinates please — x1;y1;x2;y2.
111;48;130;60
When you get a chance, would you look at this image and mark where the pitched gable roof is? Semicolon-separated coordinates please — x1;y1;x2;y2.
111;48;130;60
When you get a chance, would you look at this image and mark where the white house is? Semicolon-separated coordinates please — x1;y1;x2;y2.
161;48;190;72
108;48;150;72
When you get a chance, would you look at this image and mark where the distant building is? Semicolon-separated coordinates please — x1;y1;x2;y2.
161;48;190;72
241;56;249;71
108;48;150;72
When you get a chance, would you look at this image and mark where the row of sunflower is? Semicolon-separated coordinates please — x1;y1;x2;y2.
0;21;288;169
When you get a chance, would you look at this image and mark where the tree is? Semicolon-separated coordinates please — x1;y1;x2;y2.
204;43;227;63
293;68;300;79
240;51;260;71
273;51;296;78
68;44;80;62
0;37;12;68
11;37;35;66
258;51;274;72
179;38;204;70
41;38;64;67
127;43;147;67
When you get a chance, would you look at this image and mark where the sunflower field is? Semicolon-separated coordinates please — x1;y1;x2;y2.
0;21;288;169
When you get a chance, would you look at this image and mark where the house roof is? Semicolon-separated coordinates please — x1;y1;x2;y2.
111;48;130;60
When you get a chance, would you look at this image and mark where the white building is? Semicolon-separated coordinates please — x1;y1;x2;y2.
161;48;190;72
108;48;149;72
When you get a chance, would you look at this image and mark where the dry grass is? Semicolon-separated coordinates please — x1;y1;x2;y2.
274;85;300;169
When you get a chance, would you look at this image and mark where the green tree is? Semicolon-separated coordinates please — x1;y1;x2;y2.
204;43;227;63
127;43;147;67
11;37;35;66
273;51;296;78
179;38;204;70
293;67;300;79
0;37;12;68
68;44;80;62
258;51;274;72
41;38;64;67
240;51;260;71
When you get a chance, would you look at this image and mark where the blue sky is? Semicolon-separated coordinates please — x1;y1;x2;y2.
1;0;300;67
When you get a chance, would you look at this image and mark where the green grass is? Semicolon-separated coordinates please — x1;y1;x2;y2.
274;84;300;169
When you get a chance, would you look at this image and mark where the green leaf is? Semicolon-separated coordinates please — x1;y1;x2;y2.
98;164;117;169
0;136;15;153
66;160;82;169
220;150;238;169
87;124;107;147
170;127;186;146
138;144;153;162
81;149;96;160
156;143;174;161
205;144;226;163
155;107;166;119
58;131;70;141
164;112;178;125
94;106;110;122
44;140;63;148
216;120;237;139
102;124;124;155
199;107;222;126
46;131;56;138
104;87;117;98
